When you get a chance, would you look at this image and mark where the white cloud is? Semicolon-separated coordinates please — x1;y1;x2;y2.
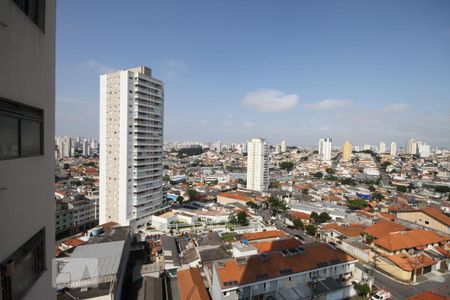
381;102;409;113
304;99;352;110
242;89;299;112
165;59;188;79
80;60;115;74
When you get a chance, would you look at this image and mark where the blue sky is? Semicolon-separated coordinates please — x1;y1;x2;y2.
56;0;450;147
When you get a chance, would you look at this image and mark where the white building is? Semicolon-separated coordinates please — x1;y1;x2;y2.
99;66;167;229
0;0;56;299
417;142;430;158
280;140;287;153
379;142;386;154
407;138;418;155
390;142;397;157
82;139;90;156
319;138;332;162
246;138;269;192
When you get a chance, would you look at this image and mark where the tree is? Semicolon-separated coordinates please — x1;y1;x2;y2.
246;201;259;210
310;212;319;220
163;175;170;182
313;171;323;178
368;185;376;192
372;191;384;201
293;218;304;229
396;186;407;193
354;283;371;299
237;211;248;226
341;178;356;186
317;212;331;223
280;161;294;171
185;189;200;200
63;163;70;170
305;224;317;236
435;186;450;193
347;200;368;210
176;195;184;204
365;234;374;244
301;189;309;195
326;168;335;174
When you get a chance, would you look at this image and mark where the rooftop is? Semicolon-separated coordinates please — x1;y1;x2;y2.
375;229;449;252
362;220;407;239
177;268;210;300
241;230;286;241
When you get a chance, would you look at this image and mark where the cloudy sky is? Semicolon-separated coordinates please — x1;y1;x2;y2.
56;0;450;148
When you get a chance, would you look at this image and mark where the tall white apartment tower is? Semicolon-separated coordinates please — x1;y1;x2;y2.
390;142;397;157
246;138;270;192
280;140;287;153
100;66;166;229
319;138;332;161
379;142;386;154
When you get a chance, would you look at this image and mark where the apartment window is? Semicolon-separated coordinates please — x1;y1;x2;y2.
0;98;44;160
13;0;46;31
1;228;46;300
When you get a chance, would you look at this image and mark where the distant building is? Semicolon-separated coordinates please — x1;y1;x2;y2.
246;138;269;192
99;66;167;229
342;141;352;161
417;142;430;158
280;140;287;153
319;138;332;161
82;139;90;156
390;142;397;156
407;138;418;155
379;142;386;154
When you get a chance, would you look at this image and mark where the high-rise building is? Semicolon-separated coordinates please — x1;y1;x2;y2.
390;142;397;157
215;140;222;153
342;141;352;161
379;142;386;154
246;138;269;192
407;138;417;155
0;0;56;299
363;144;371;151
319;138;332;161
280;140;287;153
417;142;430;158
99;66;167;229
82;139;90;156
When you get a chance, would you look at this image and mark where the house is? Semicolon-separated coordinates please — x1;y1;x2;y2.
209;243;360;300
217;192;256;206
407;291;450;300
177;267;210;300
376;253;437;282
362;220;407;239
396;207;450;234
320;223;365;244
240;230;286;242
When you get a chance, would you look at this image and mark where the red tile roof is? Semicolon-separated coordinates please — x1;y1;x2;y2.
363;220;407;239
290;211;311;220
215;243;356;289
382;253;436;272
375;229;449;252
177;268;210;300
407;291;449;300
422;207;450;227
323;223;365;237
241;230;286;241
251;238;302;254
218;192;253;202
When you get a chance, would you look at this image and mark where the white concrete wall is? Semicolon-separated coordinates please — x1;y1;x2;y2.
0;1;56;299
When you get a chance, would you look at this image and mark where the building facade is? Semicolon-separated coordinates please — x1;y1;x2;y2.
0;0;56;299
100;66;167;229
246;138;269;192
342;141;352;161
390;142;397;157
379;142;386;154
319;138;332;162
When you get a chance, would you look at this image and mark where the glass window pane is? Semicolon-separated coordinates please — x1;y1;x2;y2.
0;115;20;159
21;119;42;156
11;251;34;300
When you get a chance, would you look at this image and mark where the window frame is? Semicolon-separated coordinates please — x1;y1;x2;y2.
0;97;44;161
1;228;46;300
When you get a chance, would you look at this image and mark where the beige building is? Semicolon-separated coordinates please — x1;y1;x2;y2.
0;0;56;299
342;141;352;161
396;208;450;234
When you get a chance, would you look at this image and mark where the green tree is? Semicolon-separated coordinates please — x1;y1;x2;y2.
317;212;331;223
305;224;317;236
435;186;450;193
176;195;184;204
354;283;371;299
293;218;304;229
396;186;407;193
163;175;170;182
326;168;335;174
365;233;374;244
185;189;200;200
280;161;294;171
372;191;384;201
348;200;368;210
246;201;259;210
310;211;319;221
302;189;309;195
63;163;70;170
237;211;248;226
368;185;376;192
313;171;323;178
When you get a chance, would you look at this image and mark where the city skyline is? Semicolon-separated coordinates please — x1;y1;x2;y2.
56;1;450;147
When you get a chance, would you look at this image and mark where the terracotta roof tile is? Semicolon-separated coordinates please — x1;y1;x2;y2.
251;238;302;254
363;220;407;239
375;229;449;252
177;268;210;300
382;253;436;272
241;230;286;241
407;291;450;300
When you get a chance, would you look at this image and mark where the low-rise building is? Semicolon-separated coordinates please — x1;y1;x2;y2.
396;207;450;234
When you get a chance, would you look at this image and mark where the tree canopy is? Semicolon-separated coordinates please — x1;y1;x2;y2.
280;161;294;171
